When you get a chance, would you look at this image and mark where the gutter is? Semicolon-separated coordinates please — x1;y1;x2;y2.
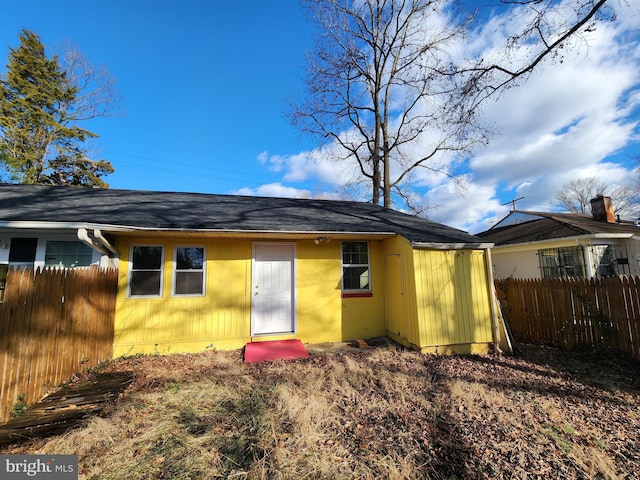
0;221;133;232
77;228;119;258
411;241;494;250
0;221;397;238
490;233;634;253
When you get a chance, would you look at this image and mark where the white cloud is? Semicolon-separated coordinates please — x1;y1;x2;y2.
233;182;311;199
421;178;506;233
255;147;363;189
256;150;269;164
436;2;640;231
244;1;640;234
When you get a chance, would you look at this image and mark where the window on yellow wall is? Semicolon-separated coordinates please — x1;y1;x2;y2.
129;246;163;297
174;247;205;296
341;241;370;291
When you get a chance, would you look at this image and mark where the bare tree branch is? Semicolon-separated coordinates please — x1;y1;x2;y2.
290;0;621;214
290;0;486;208
459;0;615;107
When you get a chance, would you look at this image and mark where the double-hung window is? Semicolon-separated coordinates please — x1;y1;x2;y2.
341;241;370;292
174;246;205;296
129;246;163;297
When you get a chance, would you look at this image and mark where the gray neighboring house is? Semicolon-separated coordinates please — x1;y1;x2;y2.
477;195;640;279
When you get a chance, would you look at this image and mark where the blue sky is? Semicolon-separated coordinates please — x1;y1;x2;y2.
2;1;639;233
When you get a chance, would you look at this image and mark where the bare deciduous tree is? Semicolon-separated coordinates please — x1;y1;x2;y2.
556;177;607;213
291;0;623;211
555;177;638;215
60;41;122;122
290;0;486;210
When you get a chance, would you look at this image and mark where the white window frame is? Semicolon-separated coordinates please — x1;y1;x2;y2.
341;241;371;292
44;240;94;268
172;246;206;297
128;245;164;298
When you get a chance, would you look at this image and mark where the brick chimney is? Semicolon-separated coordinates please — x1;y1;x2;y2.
589;195;616;223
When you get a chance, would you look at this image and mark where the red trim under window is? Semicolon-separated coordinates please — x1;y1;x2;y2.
341;292;373;298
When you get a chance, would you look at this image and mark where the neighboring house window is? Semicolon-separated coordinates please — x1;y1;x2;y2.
130;246;163;297
342;241;370;291
592;244;629;277
8;238;37;267
173;247;205;296
538;247;586;279
45;241;93;267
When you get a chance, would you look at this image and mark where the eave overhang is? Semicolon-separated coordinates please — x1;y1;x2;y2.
0;221;398;240
411;241;494;250
490;233;635;253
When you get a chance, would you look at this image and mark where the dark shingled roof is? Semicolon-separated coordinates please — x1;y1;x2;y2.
477;210;640;246
0;184;488;246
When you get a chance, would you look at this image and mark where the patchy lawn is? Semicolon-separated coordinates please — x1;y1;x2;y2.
1;342;638;479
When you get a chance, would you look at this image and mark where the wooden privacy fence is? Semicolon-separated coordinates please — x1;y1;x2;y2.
0;267;118;424
495;276;640;359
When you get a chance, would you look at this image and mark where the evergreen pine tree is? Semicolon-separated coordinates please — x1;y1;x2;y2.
0;29;114;187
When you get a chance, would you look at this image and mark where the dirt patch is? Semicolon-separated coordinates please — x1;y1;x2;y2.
1;342;638;479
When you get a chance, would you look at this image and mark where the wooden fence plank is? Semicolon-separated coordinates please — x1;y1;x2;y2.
0;267;117;424
496;276;640;360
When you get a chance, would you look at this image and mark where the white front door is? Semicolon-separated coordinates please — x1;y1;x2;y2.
252;243;296;335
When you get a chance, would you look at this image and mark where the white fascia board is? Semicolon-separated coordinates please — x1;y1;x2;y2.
0;221;130;231
411;241;494;250
491;233;634;253
87;226;398;238
0;221;394;238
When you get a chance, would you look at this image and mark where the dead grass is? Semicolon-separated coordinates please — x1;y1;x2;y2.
1;343;638;479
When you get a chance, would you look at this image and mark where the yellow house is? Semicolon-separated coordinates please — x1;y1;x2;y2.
0;185;499;356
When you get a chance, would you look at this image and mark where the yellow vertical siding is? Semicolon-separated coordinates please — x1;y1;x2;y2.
114;237;388;356
114;237;252;356
340;241;387;340
295;240;343;342
113;234;493;357
382;236;419;345
382;237;494;353
295;240;386;342
412;249;493;351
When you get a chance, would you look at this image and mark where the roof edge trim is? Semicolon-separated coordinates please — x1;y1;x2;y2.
491;233;634;251
411;242;494;250
0;221;398;237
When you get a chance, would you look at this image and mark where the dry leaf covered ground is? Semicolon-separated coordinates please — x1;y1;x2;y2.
1;341;638;479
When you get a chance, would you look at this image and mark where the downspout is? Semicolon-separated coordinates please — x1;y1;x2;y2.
484;247;501;353
77;228;109;255
93;229;119;257
77;228;119;267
